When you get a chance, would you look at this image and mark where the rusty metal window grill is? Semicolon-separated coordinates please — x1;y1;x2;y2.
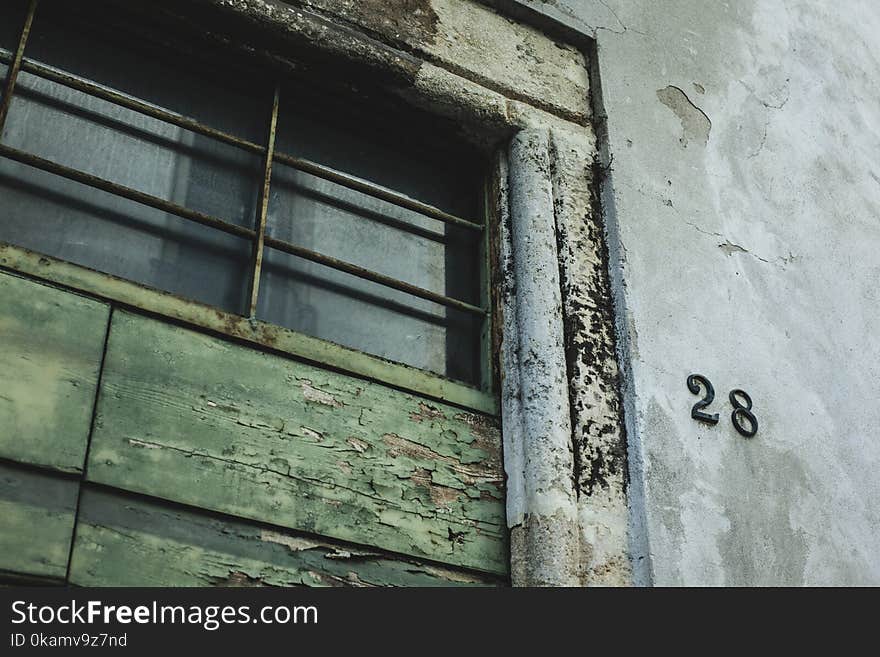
0;0;490;387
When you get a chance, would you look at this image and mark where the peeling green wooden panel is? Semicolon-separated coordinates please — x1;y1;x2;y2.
0;270;109;472
0;463;78;580
0;243;497;415
70;488;502;587
88;311;507;575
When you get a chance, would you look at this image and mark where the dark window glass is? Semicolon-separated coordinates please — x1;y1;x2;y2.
0;2;262;312
260;94;483;383
0;0;486;385
0;1;24;53
0;0;26;101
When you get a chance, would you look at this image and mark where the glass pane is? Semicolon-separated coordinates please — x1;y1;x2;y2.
0;163;251;313
0;1;25;53
0;1;262;313
259;94;484;384
267;164;480;300
277;95;480;219
0;0;24;107
25;2;266;143
4;71;261;227
5;1;267;228
257;247;481;384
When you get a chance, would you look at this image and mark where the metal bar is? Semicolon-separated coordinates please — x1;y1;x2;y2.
11;55;266;157
0;49;483;233
0;143;255;241
262;234;487;316
0;142;483;315
0;241;499;414
0;0;38;135
246;83;280;317
272;151;484;231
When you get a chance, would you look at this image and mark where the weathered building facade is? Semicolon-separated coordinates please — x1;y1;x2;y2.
507;0;880;585
0;0;625;587
2;0;877;587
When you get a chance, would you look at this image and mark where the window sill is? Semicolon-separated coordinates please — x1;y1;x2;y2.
0;240;498;416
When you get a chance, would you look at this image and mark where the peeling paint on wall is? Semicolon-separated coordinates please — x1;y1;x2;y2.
656;85;711;147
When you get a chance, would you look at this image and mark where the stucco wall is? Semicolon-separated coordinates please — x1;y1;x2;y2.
513;0;880;585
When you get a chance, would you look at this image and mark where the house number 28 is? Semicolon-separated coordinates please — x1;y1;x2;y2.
687;374;758;437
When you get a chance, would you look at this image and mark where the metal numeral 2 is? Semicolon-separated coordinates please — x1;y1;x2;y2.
687;374;758;437
687;374;719;425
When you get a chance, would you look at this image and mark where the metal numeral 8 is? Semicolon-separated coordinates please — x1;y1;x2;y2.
729;389;758;437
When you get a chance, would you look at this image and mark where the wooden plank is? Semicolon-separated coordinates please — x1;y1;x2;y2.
0;463;78;581
70;488;502;587
87;311;507;575
0;242;498;415
0;270;109;472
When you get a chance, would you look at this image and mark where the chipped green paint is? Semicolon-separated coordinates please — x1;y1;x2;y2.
70;488;502;587
87;311;507;575
0;270;109;472
0;463;78;580
0;243;497;415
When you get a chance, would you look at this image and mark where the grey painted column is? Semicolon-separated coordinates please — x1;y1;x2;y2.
502;129;580;586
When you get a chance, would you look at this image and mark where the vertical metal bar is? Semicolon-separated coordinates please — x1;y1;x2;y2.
246;82;280;318
0;0;38;136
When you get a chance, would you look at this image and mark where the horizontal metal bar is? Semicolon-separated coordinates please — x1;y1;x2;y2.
6;53;266;157
0;143;484;315
0;50;484;232
263;235;487;316
272;152;484;232
0;143;255;240
0;242;499;415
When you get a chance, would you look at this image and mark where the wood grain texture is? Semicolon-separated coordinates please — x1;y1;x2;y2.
0;463;78;580
0;243;497;414
70;488;502;586
0;270;109;472
88;311;507;575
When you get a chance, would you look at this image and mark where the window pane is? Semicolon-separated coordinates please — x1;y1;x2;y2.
0;1;25;53
0;0;488;384
0;0;25;104
257;247;481;384
4;71;261;227
279;93;481;219
267;165;480;300
0;163;251;313
0;2;262;313
259;94;484;384
10;5;266;226
25;2;266;143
